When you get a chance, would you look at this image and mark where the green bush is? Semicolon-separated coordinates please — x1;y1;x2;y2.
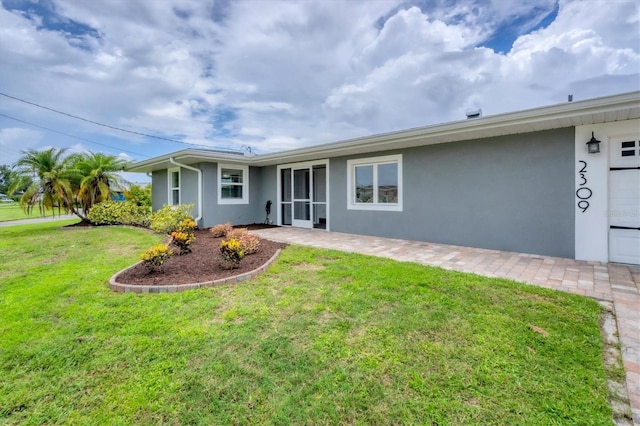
87;201;150;226
149;204;195;234
124;184;152;209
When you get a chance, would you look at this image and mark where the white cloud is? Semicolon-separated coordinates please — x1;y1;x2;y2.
0;128;44;165
0;0;637;162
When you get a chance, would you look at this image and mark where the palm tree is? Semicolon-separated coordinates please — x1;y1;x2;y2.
10;147;80;217
71;152;130;217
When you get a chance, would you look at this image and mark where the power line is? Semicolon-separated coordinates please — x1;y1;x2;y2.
0;91;240;151
0;113;151;159
0;144;23;158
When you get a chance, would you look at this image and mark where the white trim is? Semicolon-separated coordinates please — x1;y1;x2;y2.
217;163;249;205
169;158;202;223
347;154;403;212
574;119;640;263
276;159;330;230
167;167;180;206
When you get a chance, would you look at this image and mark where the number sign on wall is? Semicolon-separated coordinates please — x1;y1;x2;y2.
576;160;592;213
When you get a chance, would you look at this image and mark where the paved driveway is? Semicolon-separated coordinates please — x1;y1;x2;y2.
0;214;77;227
252;227;640;425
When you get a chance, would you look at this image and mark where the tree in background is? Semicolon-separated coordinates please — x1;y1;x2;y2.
10;148;131;219
10;148;79;217
70;152;130;217
0;165;12;194
124;183;152;210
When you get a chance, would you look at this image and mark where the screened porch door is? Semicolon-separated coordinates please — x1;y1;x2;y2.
280;163;327;229
292;168;311;228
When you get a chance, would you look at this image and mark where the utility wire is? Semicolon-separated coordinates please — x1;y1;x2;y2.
0;144;23;158
0;91;240;151
0;113;151;159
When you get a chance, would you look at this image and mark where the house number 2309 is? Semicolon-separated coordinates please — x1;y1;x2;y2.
576;160;592;212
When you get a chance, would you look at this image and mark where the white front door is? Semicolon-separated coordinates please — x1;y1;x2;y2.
609;137;640;265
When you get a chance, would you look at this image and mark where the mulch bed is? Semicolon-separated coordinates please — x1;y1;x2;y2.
115;228;287;286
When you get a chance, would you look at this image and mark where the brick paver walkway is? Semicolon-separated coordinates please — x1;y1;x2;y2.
252;227;640;425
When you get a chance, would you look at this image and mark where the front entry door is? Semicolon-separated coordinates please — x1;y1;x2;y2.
292;168;312;228
279;161;328;229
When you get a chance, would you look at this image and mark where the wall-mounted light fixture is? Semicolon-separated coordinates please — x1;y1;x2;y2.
586;131;601;154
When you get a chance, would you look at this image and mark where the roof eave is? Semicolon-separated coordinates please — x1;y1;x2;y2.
127;91;640;171
250;90;640;165
126;149;251;173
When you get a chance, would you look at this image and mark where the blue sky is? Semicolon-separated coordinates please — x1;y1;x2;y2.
0;0;638;182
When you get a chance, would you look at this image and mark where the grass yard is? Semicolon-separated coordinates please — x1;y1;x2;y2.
0;203;27;222
0;222;612;424
0;203;66;222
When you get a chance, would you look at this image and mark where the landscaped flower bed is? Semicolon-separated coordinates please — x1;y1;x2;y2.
114;228;287;287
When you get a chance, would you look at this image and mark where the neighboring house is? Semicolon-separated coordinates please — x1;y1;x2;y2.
127;91;640;265
111;191;126;201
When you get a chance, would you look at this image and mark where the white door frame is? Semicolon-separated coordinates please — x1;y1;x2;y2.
277;159;330;230
292;167;312;228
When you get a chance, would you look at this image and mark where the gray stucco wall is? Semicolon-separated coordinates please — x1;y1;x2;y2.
329;128;575;258
200;163;264;228
257;165;278;224
151;170;167;212
180;167;200;221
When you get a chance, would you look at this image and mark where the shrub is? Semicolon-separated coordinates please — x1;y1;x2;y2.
178;218;197;232
149;204;194;234
210;222;233;237
227;228;260;254
170;219;197;255
140;244;173;272
226;227;247;239
87;200;150;226
239;233;260;255
124;184;152;209
170;231;195;255
219;238;245;268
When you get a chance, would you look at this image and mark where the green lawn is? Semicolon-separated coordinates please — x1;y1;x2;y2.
0;222;612;424
0;203;70;222
0;203;27;222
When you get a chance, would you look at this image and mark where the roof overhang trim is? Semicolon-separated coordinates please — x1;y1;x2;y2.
127;91;640;172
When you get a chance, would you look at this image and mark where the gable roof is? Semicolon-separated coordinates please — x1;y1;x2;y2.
127;91;640;172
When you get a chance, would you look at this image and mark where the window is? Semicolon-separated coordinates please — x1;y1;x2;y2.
218;164;249;204
621;140;637;157
168;167;180;205
347;154;402;211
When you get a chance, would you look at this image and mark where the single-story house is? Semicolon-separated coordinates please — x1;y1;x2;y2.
127;91;640;265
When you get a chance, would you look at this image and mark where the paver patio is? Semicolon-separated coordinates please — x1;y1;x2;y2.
252;227;640;425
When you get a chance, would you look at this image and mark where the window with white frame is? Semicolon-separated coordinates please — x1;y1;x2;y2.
218;164;249;204
347;154;402;211
168;167;180;205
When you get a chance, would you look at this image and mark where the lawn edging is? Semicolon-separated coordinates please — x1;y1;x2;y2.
109;249;282;293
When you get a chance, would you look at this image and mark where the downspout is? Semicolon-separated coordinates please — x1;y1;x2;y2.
169;157;203;224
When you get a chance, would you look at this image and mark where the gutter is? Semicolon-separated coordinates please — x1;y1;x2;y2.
169;157;203;224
